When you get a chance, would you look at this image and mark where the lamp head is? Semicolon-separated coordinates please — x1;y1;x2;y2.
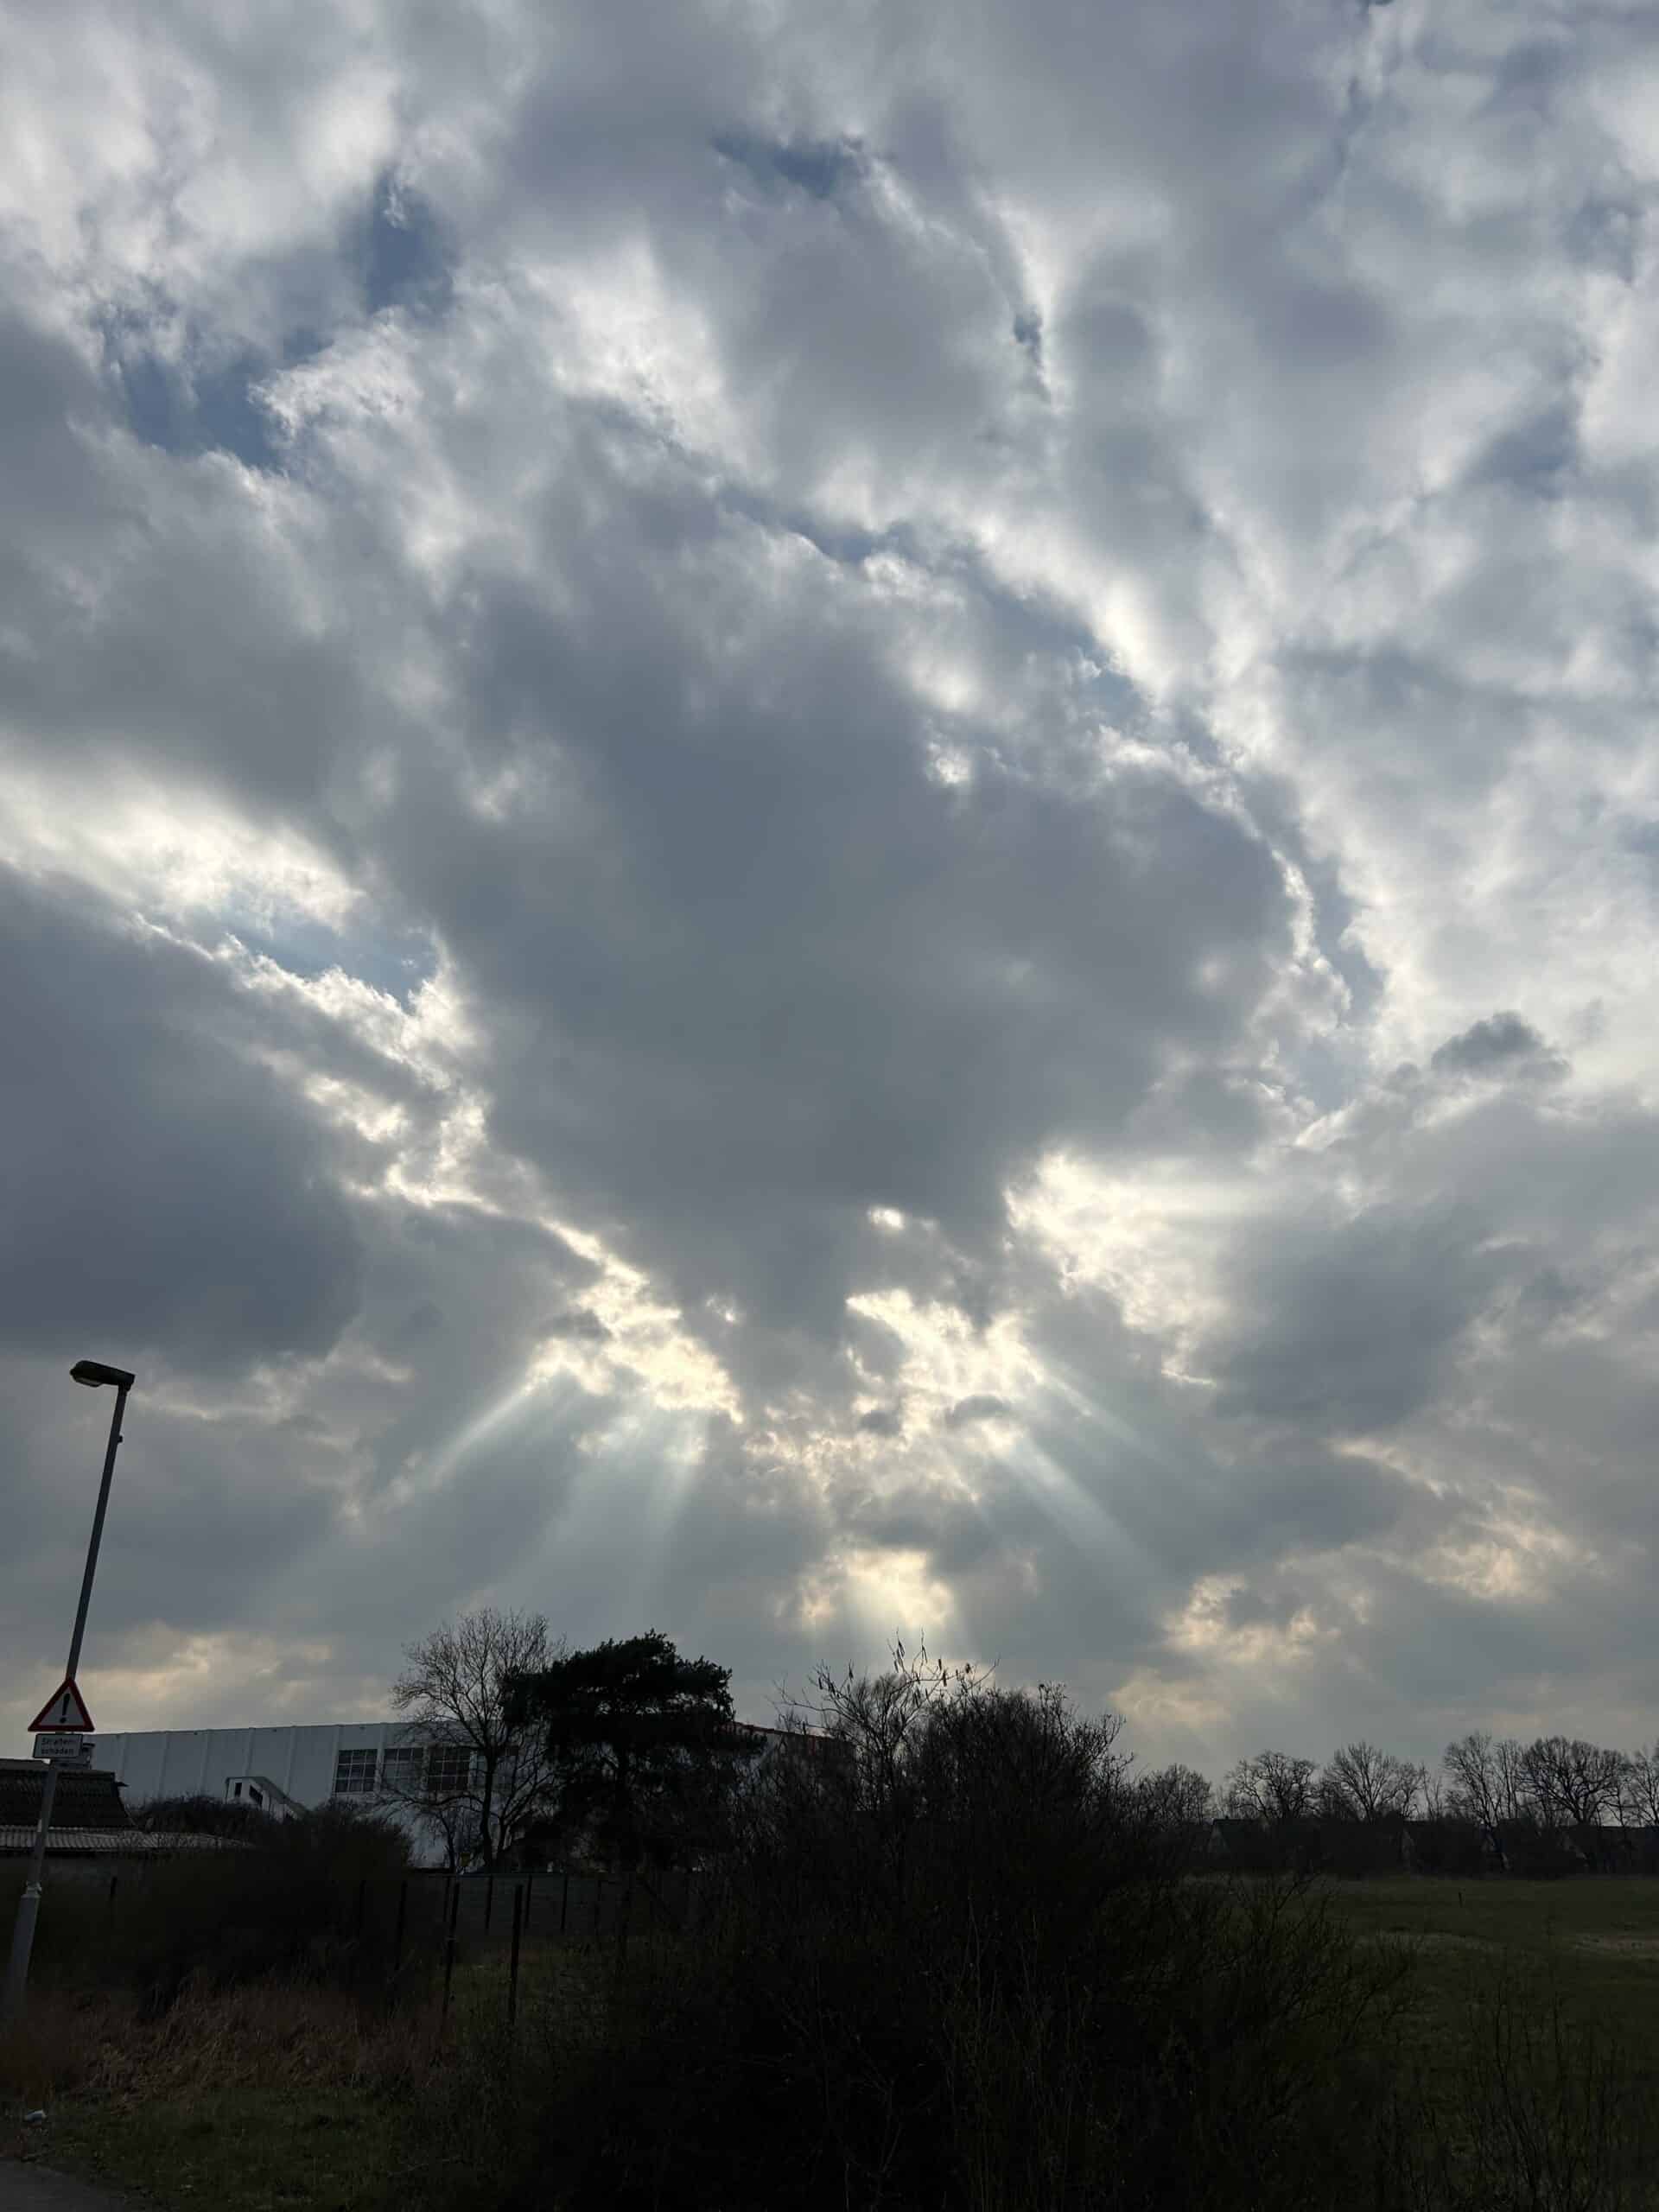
71;1360;135;1390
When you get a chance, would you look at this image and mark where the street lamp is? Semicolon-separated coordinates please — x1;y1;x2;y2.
72;1360;137;1390
2;1359;137;2024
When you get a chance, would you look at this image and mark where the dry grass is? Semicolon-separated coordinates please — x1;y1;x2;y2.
0;1935;620;2210
1;1980;447;2207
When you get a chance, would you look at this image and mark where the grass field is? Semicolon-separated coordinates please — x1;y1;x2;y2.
0;1938;601;2212
6;1878;1659;2210
1320;1872;1659;2067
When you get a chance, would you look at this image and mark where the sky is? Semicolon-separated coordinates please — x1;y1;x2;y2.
3;0;1658;1788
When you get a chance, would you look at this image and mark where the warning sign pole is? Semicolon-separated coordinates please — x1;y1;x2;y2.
3;1361;136;2026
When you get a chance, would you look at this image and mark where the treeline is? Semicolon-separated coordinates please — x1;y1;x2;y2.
372;1607;1659;1884
1181;1733;1659;1874
1210;1732;1659;1832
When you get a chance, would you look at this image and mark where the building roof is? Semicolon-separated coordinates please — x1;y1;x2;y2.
0;1765;130;1829
0;1826;245;1855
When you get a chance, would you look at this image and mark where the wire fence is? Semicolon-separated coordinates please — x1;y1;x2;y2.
5;1859;706;2034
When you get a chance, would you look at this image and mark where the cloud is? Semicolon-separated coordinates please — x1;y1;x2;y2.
1204;1202;1507;1433
1431;1012;1568;1083
943;1395;1012;1431
0;867;365;1374
4;0;1659;1787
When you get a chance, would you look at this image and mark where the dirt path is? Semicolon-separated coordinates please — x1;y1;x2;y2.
0;2162;137;2210
1371;1929;1498;1950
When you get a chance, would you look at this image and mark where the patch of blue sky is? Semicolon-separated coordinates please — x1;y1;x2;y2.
363;171;454;319
111;334;311;472
710;130;867;202
228;909;438;1010
106;172;452;469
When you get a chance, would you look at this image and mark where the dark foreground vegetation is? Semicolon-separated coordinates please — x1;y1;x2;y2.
6;1649;1659;2210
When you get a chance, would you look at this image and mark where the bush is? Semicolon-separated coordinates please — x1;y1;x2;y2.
412;1648;1420;2211
7;1802;426;2015
131;1803;420;2014
1378;1952;1659;2211
130;1791;284;1842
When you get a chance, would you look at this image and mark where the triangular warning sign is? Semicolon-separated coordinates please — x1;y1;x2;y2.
26;1678;94;1733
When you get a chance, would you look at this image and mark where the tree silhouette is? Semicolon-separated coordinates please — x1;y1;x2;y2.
506;1627;764;1870
388;1606;563;1872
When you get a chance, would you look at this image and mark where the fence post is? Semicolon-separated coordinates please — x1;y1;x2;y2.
616;1870;633;1974
484;1872;494;1936
508;1885;524;2035
392;1877;408;1983
440;1878;461;2031
560;1870;569;1936
524;1868;534;1934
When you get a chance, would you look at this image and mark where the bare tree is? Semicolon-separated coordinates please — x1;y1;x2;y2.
772;1638;994;1885
1319;1741;1421;1822
1223;1750;1319;1823
1136;1762;1215;1828
1620;1741;1659;1827
387;1607;564;1872
1519;1736;1625;1829
1416;1763;1446;1820
1442;1732;1506;1855
756;1640;1141;1910
1443;1731;1611;1866
1492;1736;1531;1824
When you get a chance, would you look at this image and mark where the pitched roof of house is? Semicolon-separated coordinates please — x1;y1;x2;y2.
0;1765;130;1829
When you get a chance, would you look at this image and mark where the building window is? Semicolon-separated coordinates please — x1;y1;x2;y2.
333;1748;379;1797
423;1745;474;1797
381;1747;424;1794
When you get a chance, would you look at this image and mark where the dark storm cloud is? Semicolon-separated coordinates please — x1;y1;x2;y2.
1205;1204;1507;1433
1431;1011;1567;1081
0;868;363;1373
857;1407;906;1437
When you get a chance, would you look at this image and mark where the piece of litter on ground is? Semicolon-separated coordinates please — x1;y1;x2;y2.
23;2109;48;2123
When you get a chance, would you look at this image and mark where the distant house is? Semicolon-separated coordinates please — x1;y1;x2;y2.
1206;1815;1407;1877
1402;1819;1491;1877
1566;1823;1659;1876
0;1758;244;1881
0;1758;131;1832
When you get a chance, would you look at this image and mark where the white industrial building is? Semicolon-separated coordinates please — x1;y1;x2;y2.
82;1723;467;1864
70;1717;840;1869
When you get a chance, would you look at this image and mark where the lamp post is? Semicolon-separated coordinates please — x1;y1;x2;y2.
3;1359;136;2025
